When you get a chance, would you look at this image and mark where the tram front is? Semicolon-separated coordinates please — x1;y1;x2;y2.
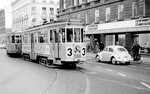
60;24;86;66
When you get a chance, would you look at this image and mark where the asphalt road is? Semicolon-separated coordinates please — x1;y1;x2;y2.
0;49;150;94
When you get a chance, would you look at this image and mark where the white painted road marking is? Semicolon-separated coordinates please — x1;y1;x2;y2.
117;73;127;77
84;64;89;66
140;82;150;89
106;69;113;72
96;66;102;69
87;72;97;74
144;67;150;70
84;74;91;94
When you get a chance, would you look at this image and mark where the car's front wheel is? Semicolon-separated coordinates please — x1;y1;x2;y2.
111;57;117;64
95;55;101;62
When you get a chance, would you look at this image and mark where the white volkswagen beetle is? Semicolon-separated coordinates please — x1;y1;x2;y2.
95;45;133;65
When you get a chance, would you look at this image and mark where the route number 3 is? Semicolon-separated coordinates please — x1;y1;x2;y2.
67;48;72;56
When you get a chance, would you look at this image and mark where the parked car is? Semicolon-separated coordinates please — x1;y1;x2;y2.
95;45;133;65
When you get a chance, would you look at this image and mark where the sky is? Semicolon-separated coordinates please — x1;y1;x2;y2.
0;0;15;9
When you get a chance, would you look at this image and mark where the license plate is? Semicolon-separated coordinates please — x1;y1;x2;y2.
75;54;81;58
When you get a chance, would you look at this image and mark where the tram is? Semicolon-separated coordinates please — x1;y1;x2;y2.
22;19;86;67
6;32;22;56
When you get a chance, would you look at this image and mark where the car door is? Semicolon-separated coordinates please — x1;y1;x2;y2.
106;47;114;61
101;47;109;61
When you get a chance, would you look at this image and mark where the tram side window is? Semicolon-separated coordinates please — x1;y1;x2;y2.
16;36;20;43
67;28;73;42
54;29;58;43
12;35;15;43
20;35;21;43
62;28;65;43
50;30;53;43
81;28;85;42
23;34;28;43
7;36;11;43
74;28;80;42
34;33;37;43
38;30;48;43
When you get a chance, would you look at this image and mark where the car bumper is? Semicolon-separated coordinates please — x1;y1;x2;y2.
117;59;133;64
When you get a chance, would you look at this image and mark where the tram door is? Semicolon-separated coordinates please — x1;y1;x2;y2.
31;34;35;59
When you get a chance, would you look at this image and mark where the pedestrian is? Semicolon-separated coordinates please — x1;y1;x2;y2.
130;41;143;62
116;41;120;45
95;42;99;53
99;42;104;51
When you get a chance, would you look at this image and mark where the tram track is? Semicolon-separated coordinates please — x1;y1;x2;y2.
77;67;91;94
40;69;59;94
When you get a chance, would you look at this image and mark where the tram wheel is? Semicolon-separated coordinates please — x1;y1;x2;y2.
47;60;53;66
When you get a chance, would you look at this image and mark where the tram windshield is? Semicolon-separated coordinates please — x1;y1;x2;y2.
11;35;21;43
67;28;73;42
65;28;84;43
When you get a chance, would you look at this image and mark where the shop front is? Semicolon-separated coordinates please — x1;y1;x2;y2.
85;17;150;52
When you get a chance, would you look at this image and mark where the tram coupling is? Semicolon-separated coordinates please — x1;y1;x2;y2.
77;59;83;64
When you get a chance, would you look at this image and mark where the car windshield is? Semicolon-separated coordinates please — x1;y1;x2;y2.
117;48;127;52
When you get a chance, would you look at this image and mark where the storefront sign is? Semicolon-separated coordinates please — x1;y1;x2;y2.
136;18;150;26
87;24;98;30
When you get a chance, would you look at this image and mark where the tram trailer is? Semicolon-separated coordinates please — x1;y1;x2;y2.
6;32;22;56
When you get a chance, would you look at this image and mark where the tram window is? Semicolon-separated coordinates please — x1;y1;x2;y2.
50;30;53;43
34;33;37;43
74;28;80;42
16;36;20;43
38;30;48;43
81;28;84;42
62;28;65;43
23;34;28;43
12;35;15;43
19;35;21;43
54;30;58;43
7;36;11;43
67;28;73;42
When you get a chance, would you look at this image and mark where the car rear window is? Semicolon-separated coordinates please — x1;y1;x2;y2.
118;48;126;52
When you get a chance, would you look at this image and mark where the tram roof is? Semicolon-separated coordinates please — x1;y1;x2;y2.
6;31;22;35
24;19;84;32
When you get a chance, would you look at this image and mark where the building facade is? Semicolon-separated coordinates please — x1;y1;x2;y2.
58;0;150;51
0;10;5;34
11;0;59;32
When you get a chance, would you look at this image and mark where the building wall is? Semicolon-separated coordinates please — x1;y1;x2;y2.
12;0;59;32
58;0;150;51
58;0;147;24
0;10;5;34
